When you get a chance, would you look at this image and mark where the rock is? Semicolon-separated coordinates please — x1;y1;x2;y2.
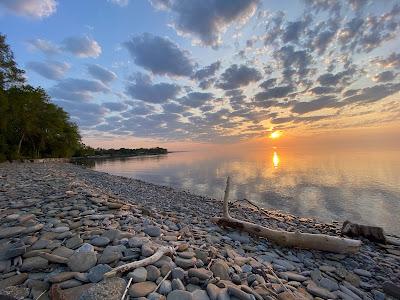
66;235;83;249
188;268;213;280
0;226;26;238
52;226;70;233
148;292;166;300
0;286;30;300
52;246;74;258
20;256;48;271
91;236;110;247
88;264;112;283
0;273;28;289
129;281;157;297
227;231;250;243
128;267;147;283
79;278;126;300
306;282;337;299
146;265;161;282
282;272;307;282
227;286;253;300
319;277;339;291
59;279;82;289
159;280;172;295
49;272;79;283
353;268;371;277
0;241;26;260
383;281;400;299
167;290;193;300
175;256;196;269
171;278;185;291
273;259;295;271
76;243;94;253
61;283;94;300
67;252;97;272
210;260;229;280
171;267;185;280
142;244;155;257
98;246;122;264
144;226;162;237
192;289;211;300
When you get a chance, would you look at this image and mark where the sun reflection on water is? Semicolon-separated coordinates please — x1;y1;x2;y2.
273;151;280;168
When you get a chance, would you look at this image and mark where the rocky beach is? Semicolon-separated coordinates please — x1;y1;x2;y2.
0;162;399;300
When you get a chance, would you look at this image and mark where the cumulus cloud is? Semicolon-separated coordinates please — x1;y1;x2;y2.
372;71;397;83
27;38;60;55
254;85;294;101
124;33;194;77
179;92;214;107
62;36;102;58
373;52;400;69
55;100;107;127
126;72;181;103
27;60;69;80
216;64;262;90
192;61;221;81
87;64;117;84
0;0;57;18
344;83;400;104
291;95;342;114
50;78;109;101
150;0;259;47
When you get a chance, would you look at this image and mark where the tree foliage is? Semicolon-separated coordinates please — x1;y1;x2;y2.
0;34;81;161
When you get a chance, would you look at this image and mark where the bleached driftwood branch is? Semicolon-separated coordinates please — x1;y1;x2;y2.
104;246;173;278
212;177;361;254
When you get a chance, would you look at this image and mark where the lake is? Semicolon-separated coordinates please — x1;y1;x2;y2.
87;148;400;234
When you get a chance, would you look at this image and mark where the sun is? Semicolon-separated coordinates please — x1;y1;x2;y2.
269;131;282;139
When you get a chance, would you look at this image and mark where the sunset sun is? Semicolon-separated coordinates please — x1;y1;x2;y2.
269;131;282;139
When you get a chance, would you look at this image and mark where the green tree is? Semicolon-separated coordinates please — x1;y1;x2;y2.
0;34;25;90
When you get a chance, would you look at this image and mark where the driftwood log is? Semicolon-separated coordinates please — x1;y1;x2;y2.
104;246;173;278
212;177;362;254
341;220;386;243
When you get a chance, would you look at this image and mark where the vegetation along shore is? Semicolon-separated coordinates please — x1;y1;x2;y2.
0;162;399;300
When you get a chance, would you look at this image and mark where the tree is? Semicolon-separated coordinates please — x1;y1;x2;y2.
0;34;81;161
0;34;25;90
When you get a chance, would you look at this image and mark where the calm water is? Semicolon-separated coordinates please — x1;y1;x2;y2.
88;148;400;234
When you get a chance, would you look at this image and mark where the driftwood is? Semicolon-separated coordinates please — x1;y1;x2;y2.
212;177;362;254
341;220;386;243
104;246;173;278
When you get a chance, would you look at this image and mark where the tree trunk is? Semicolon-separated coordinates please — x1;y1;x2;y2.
212;177;362;254
17;132;24;155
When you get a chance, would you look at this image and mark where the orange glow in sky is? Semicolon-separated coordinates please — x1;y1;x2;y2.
269;131;282;139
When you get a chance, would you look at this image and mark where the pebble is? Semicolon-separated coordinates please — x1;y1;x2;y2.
129;281;157;297
88;264;112;283
144;226;162;237
128;267;147;283
67;252;97;272
91;236;110;247
167;290;193;300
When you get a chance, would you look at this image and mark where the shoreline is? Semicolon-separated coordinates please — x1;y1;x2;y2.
0;162;399;299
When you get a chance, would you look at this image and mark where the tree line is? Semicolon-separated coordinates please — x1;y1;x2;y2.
0;34;168;162
0;34;81;162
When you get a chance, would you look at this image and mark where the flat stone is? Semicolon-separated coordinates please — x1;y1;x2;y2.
175;256;196;269
0;226;26;238
52;226;70;233
171;267;185;280
80;278;126;300
282;272;307;282
210;260;229;280
0;273;28;289
353;268;371;277
171;278;185;291
88;264;112;283
188;268;213;280
146;265;161;282
192;289;211;300
59;279;82;289
159;280;172;295
52;246;74;258
128;267;147;283
49;272;79;283
61;283;94;300
129;281;157;297
91;236;110;247
144;226;162;237
98;246;122;264
0;286;30;300
75;243;94;253
307;282;337;299
383;281;400;299
66;235;83;249
21;256;48;271
167;290;193;300
319;277;339;291
0;241;26;260
67;252;97;272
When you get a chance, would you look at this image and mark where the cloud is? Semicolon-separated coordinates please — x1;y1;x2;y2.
216;64;262;90
124;33;194;77
102;102;128;111
309;86;339;95
27;60;69;80
317;69;356;86
0;0;57;19
344;83;400;104
126;72;181;103
254;85;294;101
50;78;109;101
55;100;107;127
87;64;117;84
27;38;60;55
373;52;400;69
179;92;214;107
150;0;259;47
62;36;102;58
291;95;341;114
192;61;221;81
372;71;397;83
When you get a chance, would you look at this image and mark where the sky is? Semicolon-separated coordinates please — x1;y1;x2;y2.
1;0;399;150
